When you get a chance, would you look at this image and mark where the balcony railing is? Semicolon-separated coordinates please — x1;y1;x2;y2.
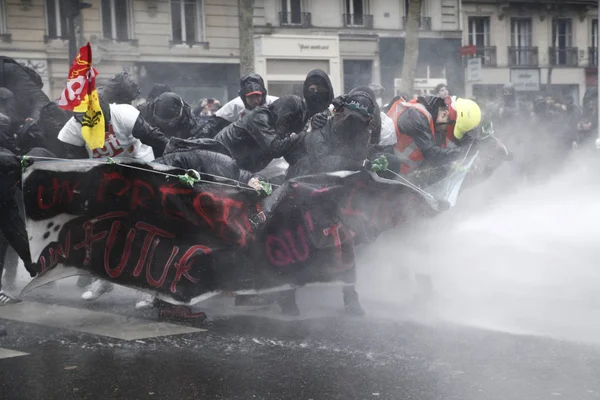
475;46;497;67
279;12;312;28
508;46;538;67
589;47;598;67
548;47;578;67
402;16;432;30
343;14;374;29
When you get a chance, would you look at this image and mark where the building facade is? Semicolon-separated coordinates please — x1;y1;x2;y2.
254;0;464;102
462;0;598;104
0;0;242;104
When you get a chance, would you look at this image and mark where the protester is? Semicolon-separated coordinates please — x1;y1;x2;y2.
149;92;203;139
303;69;334;131
196;73;278;138
214;95;306;173
433;83;449;98
387;94;481;184
193;98;222;125
58;95;168;301
575;87;598;149
138;83;172;121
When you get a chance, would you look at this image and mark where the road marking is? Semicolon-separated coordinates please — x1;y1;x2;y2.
0;301;206;341
0;348;29;360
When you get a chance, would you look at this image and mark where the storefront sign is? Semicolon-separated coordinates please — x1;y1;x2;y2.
467;58;482;82
509;68;540;91
298;44;330;52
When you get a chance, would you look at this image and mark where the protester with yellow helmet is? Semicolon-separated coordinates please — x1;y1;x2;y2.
386;94;481;176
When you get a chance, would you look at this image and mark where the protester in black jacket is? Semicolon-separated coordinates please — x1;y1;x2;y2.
138;83;172;122
196;73;277;139
286;90;375;180
214;95;306;173
278;89;378;317
147;92;203;139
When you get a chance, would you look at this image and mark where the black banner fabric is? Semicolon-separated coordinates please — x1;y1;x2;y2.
23;161;439;304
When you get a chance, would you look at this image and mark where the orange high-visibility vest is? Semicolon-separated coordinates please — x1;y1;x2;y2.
387;98;446;174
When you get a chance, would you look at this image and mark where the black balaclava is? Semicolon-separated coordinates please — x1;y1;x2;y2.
270;95;306;136
100;71;140;105
153;92;192;137
239;73;268;110
303;69;334;118
349;85;381;144
332;90;375;139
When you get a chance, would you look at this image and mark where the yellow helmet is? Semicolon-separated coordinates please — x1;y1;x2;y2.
452;98;482;140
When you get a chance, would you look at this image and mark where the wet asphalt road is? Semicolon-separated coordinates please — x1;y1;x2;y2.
1;284;600;400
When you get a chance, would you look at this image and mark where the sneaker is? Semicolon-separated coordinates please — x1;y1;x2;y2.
81;280;113;301
0;291;21;306
135;294;159;310
158;303;206;322
343;286;365;317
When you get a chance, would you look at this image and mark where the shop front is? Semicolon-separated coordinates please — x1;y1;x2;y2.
254;35;341;97
136;62;241;106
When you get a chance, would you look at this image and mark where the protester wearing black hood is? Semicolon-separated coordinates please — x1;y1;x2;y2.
214;95;306;173
148;92;202;139
286;90;376;180
276;89;378;317
196;73;278;139
303;69;334;131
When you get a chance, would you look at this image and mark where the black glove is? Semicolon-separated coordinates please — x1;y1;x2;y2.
311;112;328;130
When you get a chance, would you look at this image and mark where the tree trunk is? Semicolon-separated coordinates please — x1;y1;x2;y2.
239;0;255;76
399;0;422;95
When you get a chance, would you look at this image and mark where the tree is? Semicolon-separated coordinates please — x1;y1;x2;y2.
239;0;255;76
399;0;422;95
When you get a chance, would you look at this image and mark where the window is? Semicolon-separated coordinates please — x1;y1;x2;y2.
468;17;490;48
171;0;204;44
46;0;69;39
511;18;532;47
551;18;574;65
345;0;364;25
0;0;7;35
552;18;572;48
101;0;132;41
281;0;302;25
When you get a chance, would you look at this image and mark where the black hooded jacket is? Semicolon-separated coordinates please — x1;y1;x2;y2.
214;95;305;173
0;56;49;123
303;69;334;118
155;137;254;183
396;95;463;166
196;73;269;139
144;92;203;139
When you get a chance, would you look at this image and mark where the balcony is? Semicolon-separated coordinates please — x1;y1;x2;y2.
548;47;578;67
508;46;538;67
402;16;432;30
343;14;374;29
589;47;598;67
279;12;312;28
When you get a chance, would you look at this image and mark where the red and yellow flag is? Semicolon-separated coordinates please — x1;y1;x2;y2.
58;43;105;150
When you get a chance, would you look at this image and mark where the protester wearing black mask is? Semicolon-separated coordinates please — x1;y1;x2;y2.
303;69;334;131
150;92;202;139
